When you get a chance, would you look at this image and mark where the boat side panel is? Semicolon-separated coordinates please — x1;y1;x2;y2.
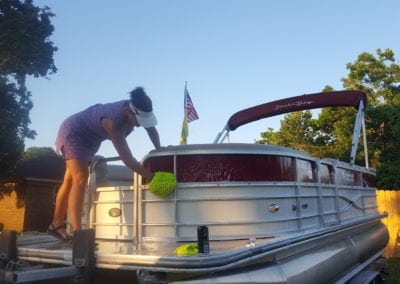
141;185;301;241
138;149;382;243
83;147;383;245
92;187;135;240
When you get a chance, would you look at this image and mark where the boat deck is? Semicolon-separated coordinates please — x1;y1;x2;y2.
8;215;387;284
15;215;387;273
17;231;267;256
16;230;276;268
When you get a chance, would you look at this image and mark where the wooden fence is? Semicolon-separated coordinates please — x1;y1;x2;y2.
377;189;400;258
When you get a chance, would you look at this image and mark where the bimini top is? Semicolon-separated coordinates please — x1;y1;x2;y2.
213;90;368;166
227;90;367;131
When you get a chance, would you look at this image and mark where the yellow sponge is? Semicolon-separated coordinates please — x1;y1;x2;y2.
148;171;176;197
174;243;198;256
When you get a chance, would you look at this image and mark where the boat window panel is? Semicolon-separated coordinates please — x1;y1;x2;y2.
320;164;334;184
176;154;295;182
296;159;316;182
336;168;362;186
362;173;376;188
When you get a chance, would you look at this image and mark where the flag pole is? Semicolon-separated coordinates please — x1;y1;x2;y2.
180;82;199;145
184;81;188;119
181;82;189;145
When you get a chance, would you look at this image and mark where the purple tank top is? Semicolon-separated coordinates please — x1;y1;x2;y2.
55;100;130;160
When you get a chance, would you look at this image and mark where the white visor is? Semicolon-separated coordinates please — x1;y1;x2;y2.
129;102;157;128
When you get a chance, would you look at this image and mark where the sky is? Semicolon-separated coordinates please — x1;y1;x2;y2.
26;0;400;162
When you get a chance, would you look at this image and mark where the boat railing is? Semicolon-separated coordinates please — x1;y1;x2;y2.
84;156;136;240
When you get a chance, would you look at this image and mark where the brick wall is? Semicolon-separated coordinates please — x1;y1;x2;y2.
0;164;128;233
0;179;60;233
0;190;26;232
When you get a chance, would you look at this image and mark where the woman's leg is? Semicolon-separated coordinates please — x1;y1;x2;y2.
66;159;89;232
50;167;73;238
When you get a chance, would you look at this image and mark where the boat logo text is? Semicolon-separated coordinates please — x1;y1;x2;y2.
273;100;314;111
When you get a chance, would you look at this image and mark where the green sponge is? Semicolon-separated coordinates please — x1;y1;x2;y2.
174;243;198;256
148;171;176;197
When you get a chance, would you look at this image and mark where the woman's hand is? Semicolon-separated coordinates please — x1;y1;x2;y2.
102;118;152;178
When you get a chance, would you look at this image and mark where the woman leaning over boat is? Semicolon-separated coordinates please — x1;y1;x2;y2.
47;87;161;241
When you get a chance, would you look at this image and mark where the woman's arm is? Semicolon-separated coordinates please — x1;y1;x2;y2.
145;126;161;149
102;118;153;180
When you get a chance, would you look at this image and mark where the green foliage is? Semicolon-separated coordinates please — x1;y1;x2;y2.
317;107;357;162
385;257;400;283
347;49;400;188
0;0;57;78
342;48;400;105
256;111;315;153
367;105;400;188
0;147;60;202
20;146;57;160
0;77;34;179
0;0;57;191
257;48;400;188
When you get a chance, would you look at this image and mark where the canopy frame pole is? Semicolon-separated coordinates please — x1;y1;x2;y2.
362;115;369;168
350;100;367;166
214;125;230;144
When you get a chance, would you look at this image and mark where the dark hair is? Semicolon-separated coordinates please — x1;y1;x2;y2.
129;87;153;112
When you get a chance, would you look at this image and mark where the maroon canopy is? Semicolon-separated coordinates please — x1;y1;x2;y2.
227;90;367;131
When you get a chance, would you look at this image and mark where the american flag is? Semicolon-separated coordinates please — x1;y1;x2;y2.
184;86;199;122
180;84;199;144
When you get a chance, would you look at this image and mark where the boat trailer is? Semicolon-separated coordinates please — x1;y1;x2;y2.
0;229;95;283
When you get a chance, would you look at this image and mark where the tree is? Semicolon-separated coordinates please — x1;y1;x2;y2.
257;49;400;188
0;147;63;203
344;49;400;188
367;105;400;188
0;0;57;78
20;146;58;160
0;0;57;190
342;49;400;105
256;111;316;153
